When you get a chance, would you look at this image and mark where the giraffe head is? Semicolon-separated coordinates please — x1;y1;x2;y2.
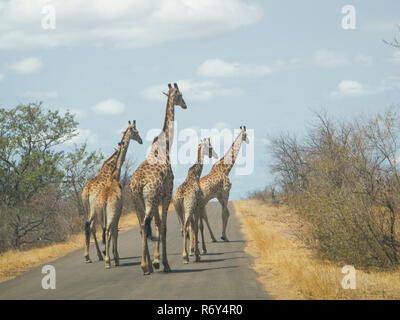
165;83;187;109
123;120;143;145
240;125;249;144
201;137;218;160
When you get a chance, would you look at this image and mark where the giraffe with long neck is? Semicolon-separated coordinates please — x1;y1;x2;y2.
130;83;187;275
83;120;142;264
199;126;249;242
174;138;218;264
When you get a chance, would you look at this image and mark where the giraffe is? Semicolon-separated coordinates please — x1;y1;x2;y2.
96;120;143;268
130;83;187;275
174;138;218;264
83;120;142;264
198;126;249;243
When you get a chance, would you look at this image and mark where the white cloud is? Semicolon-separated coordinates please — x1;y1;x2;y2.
331;80;363;97
390;51;400;64
313;50;348;68
197;58;271;77
23;90;58;99
92;98;125;115
0;0;263;50
9;57;42;74
142;79;242;102
330;80;393;97
66;128;98;145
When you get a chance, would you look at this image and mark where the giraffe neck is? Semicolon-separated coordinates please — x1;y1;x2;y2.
187;145;205;181
113;130;131;181
148;91;175;163
216;133;243;175
98;150;119;179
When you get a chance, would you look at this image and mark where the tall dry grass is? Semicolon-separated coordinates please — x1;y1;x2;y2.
234;199;400;299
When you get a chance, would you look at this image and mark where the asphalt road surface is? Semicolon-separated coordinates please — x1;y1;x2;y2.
0;202;270;300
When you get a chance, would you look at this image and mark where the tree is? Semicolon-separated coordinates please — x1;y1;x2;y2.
62;143;104;215
0;102;77;206
0;102;103;251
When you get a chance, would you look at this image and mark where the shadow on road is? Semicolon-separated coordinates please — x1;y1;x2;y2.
119;261;141;267
167;265;239;274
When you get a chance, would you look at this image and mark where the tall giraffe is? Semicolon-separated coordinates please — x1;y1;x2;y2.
130;83;187;275
174;138;218;264
96;120;142;268
199;126;249;242
83;121;142;264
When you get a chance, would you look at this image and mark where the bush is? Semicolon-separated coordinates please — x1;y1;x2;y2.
269;109;400;269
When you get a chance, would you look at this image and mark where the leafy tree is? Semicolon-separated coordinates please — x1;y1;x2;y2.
0;102;104;250
63;143;104;215
0;102;77;206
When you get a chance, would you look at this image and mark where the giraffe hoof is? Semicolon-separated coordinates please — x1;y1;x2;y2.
105;263;111;269
163;264;171;272
195;256;201;262
85;259;92;264
202;249;207;255
142;266;150;275
221;236;229;242
211;238;217;243
115;260;120;267
153;261;160;269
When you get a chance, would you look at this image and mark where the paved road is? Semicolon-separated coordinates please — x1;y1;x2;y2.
0;202;270;300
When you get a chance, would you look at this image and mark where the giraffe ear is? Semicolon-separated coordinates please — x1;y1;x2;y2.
128;120;131;125
168;83;172;89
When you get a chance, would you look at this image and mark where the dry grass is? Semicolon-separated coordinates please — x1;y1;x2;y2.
234;199;400;300
0;212;139;283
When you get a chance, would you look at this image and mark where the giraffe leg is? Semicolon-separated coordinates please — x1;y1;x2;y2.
193;214;201;262
104;226;112;269
113;228;120;266
152;209;161;270
84;220;92;263
92;230;104;261
218;194;230;241
189;222;195;256
161;201;171;272
201;206;217;242
142;202;154;275
182;217;190;264
199;212;207;254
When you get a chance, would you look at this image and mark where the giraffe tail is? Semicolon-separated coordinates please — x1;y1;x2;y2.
144;216;154;240
102;227;106;245
85;221;90;242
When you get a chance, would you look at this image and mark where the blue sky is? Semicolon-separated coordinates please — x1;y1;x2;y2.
0;0;399;199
